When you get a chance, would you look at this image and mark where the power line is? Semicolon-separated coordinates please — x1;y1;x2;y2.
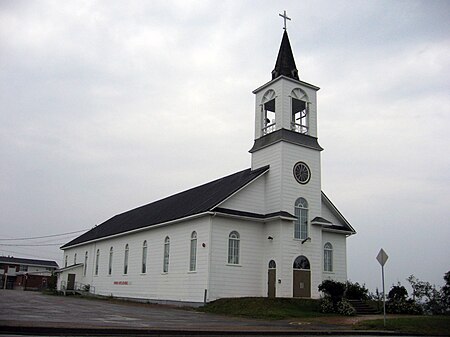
0;243;64;247
0;229;89;241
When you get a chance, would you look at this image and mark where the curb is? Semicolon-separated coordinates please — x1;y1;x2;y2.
0;326;425;336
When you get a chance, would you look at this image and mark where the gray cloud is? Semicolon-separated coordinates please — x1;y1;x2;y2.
1;0;449;292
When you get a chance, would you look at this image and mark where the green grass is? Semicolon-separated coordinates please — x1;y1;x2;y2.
356;316;450;335
198;297;324;320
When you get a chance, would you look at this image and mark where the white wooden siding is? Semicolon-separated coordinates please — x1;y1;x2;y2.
219;174;266;214
59;217;211;303
321;232;347;283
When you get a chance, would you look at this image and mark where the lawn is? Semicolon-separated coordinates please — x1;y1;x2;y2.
198;297;325;320
355;315;450;336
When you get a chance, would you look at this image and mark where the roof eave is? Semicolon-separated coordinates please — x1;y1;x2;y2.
253;75;320;94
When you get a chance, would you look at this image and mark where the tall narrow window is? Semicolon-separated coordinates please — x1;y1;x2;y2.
228;231;240;264
142;240;147;274
64;255;68;267
74;253;77;265
190;231;197;271
163;237;170;273
95;249;100;276
83;251;88;276
294;198;308;240
123;244;129;275
108;247;113;275
324;242;333;272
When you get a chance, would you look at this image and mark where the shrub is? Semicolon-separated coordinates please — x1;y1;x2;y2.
345;281;369;301
337;299;356;316
388;284;408;302
318;280;346;304
319;296;334;313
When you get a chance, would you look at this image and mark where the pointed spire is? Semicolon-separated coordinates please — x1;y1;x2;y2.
271;30;299;81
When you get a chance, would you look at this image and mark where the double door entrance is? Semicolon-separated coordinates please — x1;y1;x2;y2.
267;256;311;298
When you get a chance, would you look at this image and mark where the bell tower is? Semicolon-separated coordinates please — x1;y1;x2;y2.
250;25;323;217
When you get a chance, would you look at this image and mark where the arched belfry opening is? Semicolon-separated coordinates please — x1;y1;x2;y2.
291;88;309;134
261;89;276;135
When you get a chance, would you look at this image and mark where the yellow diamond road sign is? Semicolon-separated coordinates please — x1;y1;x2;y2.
377;248;389;266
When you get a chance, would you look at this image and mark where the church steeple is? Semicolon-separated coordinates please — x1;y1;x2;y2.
271;30;299;81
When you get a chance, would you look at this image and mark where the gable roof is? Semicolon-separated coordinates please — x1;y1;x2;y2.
62;166;269;248
0;256;59;268
320;192;356;234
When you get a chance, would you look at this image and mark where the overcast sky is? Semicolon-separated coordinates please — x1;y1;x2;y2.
1;0;449;293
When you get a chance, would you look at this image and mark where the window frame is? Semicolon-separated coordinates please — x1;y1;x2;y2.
142;240;147;274
108;247;113;275
189;231;197;272
83;251;88;276
95;249;100;276
324;242;333;272
294;197;308;240
163;236;170;273
228;231;240;265
123;244;129;275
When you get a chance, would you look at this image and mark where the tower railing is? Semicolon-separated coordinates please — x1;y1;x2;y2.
291;122;308;134
262;122;276;135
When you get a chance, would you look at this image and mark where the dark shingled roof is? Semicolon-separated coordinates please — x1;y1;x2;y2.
249;128;323;153
272;30;299;81
0;256;59;268
214;207;296;220
62;166;269;248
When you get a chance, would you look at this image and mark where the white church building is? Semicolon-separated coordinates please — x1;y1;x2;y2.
57;27;355;304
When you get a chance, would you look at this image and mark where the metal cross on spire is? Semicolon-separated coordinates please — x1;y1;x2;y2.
279;10;291;30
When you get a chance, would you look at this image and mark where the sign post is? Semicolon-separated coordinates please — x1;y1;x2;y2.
376;248;389;327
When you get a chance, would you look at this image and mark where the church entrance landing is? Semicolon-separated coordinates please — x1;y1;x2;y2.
293;256;311;298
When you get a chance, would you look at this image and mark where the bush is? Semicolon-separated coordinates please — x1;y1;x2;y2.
345;281;369;301
319;296;334;313
337;299;356;316
388;284;408;302
318;280;346;304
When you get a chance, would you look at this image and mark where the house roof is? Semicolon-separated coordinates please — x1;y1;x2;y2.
272;30;299;81
0;256;59;268
320;192;356;234
62;166;270;248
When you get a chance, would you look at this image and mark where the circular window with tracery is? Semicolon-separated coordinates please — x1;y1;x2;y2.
293;162;311;184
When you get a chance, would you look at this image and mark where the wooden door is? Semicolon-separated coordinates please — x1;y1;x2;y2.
268;269;276;298
67;274;76;290
293;270;311;298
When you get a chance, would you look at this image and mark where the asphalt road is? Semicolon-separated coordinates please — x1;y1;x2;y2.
0;290;411;336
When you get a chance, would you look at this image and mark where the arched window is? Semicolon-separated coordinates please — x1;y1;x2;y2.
324;242;333;272
261;89;276;135
123;244;129;275
268;260;276;269
294;198;308;240
74;253;77;265
95;249;100;276
108;247;113;275
290;88;309;134
228;231;240;264
142;240;147;274
83;251;88;276
293;255;310;270
163;237;170;273
190;231;197;271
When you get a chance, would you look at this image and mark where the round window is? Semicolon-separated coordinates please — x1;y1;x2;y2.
293;162;311;184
